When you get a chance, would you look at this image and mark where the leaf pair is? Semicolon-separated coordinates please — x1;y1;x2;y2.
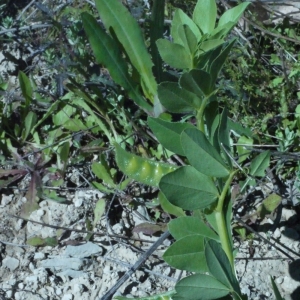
174;240;241;299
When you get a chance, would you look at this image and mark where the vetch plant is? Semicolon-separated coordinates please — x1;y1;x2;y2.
82;0;285;299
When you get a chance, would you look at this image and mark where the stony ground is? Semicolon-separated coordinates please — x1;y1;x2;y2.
1;177;300;299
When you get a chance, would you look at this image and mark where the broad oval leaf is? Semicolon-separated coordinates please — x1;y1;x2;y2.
168;216;219;241
193;0;217;34
218;2;250;28
114;143;177;187
163;235;208;273
171;9;201;45
94;0;157;100
180;69;213;97
209;39;236;88
148;117;194;155
156;39;192;69
158;82;201;113
205;240;239;292
178;24;198;55
181;128;229;178
159;166;218;210
175;274;230;300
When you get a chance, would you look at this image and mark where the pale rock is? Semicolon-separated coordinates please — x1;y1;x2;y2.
72;283;84;294
2;257;19;271
41;257;90;271
34;252;45;260
64;242;103;258
273;228;281;239
1;194;13;206
61;294;73;300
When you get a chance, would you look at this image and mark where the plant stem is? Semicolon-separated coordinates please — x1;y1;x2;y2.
215;210;234;267
215;171;238;272
196;99;207;133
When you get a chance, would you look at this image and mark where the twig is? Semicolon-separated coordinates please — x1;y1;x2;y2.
100;230;170;300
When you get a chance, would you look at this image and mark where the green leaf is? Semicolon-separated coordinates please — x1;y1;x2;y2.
148;117;194;155
218;108;232;168
168;216;219;241
93;198;105;228
92;182;114;194
114;143;177;187
23;111;37;141
159;166;219;210
171;9;201;45
18;71;32;107
43;190;68;203
94;0;157;100
64;116;87;131
205;240;240;293
158;82;201;113
237;136;253;163
27;236;58;247
32;101;59;132
218;2;250;28
181;128;229;178
209;23;234;40
209;39;236;87
180;69;213;97
178;24;198;55
197;39;225;57
163;235;208;272
257;194;282;219
149;0;165;83
175;274;230;299
81;12;152;112
57;141;70;172
156;39;192;69
71;96;112;143
249;151;270;177
158;191;185;217
92;160;116;188
52;104;76;126
193;0;217;34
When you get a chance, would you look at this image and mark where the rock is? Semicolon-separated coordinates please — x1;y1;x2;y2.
2;257;19;271
273;228;281;239
34;252;45;260
57;270;87;279
40;257;90;271
64;242;103;258
62;294;74;300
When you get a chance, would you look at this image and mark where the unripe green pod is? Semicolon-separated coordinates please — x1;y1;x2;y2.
114;142;177;187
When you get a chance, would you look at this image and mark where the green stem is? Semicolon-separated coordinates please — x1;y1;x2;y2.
196;98;207;133
215;171;238;272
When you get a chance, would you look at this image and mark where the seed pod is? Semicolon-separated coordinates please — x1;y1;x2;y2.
114;142;177;187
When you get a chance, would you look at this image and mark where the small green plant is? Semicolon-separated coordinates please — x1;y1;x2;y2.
82;0;286;299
